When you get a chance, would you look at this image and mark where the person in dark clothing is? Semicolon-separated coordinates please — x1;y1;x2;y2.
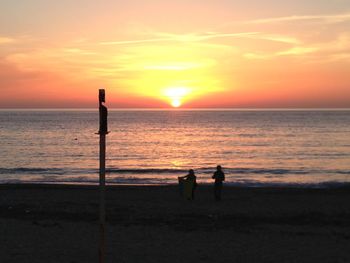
212;165;225;201
179;169;197;200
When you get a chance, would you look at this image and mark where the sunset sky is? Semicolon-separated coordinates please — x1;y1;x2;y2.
1;0;350;108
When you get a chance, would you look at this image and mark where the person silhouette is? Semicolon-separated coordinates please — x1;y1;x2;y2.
212;165;225;201
179;169;197;200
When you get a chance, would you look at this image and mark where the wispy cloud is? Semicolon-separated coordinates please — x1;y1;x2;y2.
99;38;173;45
251;34;301;44
99;32;259;45
247;13;350;24
62;48;96;55
156;32;260;42
244;32;350;62
276;47;318;56
243;53;270;60
0;37;15;45
244;46;323;60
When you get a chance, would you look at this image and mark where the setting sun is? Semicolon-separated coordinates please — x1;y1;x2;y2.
171;99;182;108
163;87;190;108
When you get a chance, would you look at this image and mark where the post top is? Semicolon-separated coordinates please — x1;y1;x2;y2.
99;89;105;103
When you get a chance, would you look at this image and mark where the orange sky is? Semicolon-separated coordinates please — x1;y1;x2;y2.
1;0;350;108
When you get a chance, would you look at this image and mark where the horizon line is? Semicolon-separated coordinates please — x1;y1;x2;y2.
0;107;350;111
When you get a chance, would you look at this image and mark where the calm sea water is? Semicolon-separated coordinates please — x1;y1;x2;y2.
0;109;350;187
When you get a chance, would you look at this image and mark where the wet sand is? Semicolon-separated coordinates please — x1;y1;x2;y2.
1;184;350;263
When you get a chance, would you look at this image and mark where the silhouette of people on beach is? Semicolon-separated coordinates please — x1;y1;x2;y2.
212;165;225;201
179;169;197;200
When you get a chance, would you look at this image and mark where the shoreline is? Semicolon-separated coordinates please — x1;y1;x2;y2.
2;181;350;189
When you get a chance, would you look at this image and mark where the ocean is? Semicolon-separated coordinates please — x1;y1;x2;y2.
1;109;349;187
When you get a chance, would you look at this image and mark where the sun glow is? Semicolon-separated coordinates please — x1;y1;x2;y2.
163;87;190;108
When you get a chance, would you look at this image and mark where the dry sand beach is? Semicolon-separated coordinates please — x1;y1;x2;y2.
1;184;350;263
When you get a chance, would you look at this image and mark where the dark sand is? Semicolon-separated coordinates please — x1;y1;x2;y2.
1;184;350;263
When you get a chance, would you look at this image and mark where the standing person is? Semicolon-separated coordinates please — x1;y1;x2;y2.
212;165;225;201
179;169;197;200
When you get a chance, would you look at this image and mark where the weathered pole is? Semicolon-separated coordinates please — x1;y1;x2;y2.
98;89;108;263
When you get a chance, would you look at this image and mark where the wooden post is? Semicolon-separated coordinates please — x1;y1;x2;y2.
98;89;108;263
